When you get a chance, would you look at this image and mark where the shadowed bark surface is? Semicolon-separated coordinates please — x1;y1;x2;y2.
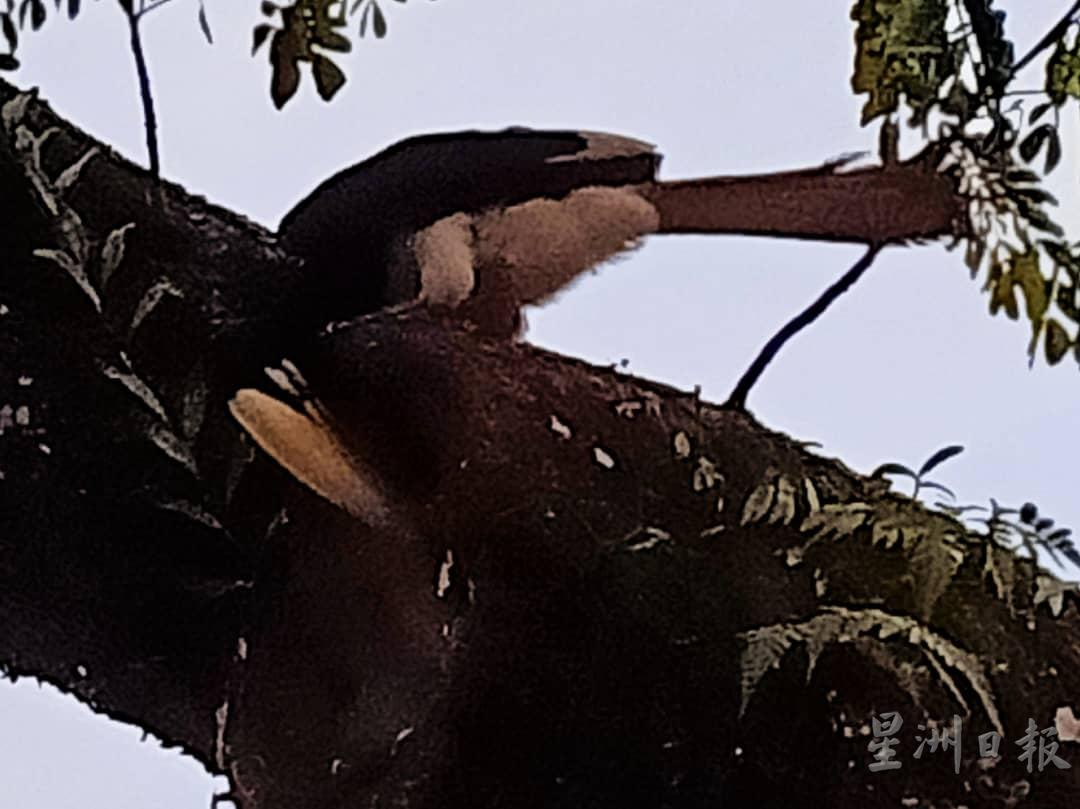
1;79;1079;808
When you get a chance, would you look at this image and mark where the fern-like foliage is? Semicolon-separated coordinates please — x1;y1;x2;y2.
738;606;1004;736
799;499;968;618
740;468;824;528
943;497;1080;571
936;497;1080;618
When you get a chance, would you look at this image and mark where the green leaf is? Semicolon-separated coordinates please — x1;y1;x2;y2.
1018;124;1050;163
358;1;370;35
1044;127;1061;174
1012;193;1064;237
252;22;272;54
1042;239;1076;270
1023;204;1064;238
871;462;917;480
269;30;300;109
1044;318;1071;365
312;53;345;101
372;0;386;37
99;222;135;288
0;12;15;49
850;0;950;125
917;480;956;500
197;1;212;44
918;444;964;476
1010;249;1048;323
1046;37;1080;105
980;120;1003;155
305;0;350;52
1004;168;1039;184
989;273;1019;319
1010;186;1057;208
1028;101;1051;124
1055;282;1080;322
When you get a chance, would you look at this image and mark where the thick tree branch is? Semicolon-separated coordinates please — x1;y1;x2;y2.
2;79;1078;809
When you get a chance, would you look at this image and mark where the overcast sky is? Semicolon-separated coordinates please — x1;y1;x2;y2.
3;1;1079;806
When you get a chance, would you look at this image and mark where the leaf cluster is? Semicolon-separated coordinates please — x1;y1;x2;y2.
853;1;1080;370
868;440;1080;574
253;0;432;108
1;0;81;70
0;0;439;109
949;498;1080;572
872;443;964;500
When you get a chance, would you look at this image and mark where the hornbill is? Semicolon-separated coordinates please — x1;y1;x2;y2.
235;127;954;520
275;127;946;337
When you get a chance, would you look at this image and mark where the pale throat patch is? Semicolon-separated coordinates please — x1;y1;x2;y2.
411;212;477;307
409;186;660;316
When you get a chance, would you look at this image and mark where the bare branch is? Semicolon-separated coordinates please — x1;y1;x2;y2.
724;245;881;411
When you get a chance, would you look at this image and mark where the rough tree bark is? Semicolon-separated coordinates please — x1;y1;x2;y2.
1;79;1078;809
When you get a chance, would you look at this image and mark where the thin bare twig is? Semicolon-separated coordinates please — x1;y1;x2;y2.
137;0;177;18
124;9;159;176
724;245;881;411
117;0;178;176
1012;0;1080;76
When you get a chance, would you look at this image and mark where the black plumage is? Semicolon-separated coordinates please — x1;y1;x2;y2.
277;128;660;329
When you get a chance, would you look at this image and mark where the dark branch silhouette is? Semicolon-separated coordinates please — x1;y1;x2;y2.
1012;0;1080;76
125;9;158;176
121;0;178;177
724;244;881;410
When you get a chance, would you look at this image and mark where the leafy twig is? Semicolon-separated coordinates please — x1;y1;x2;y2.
873;445;964;500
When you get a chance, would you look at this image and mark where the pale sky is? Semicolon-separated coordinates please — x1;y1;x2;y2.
3;2;1078;806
